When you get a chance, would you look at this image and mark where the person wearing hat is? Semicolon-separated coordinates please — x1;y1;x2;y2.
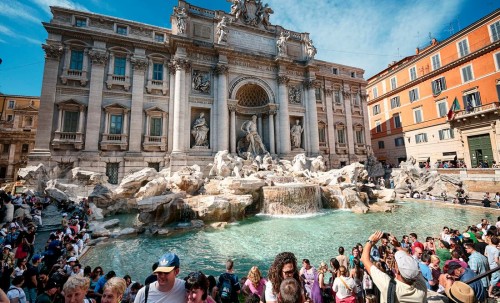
445;281;475;303
24;254;44;303
133;252;185;303
34;280;59;303
361;231;427;302
446;261;485;302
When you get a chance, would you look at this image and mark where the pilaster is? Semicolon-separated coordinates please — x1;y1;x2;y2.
325;88;336;155
304;79;319;155
128;55;148;153
343;86;355;156
171;58;190;153
215;63;229;151
277;75;291;154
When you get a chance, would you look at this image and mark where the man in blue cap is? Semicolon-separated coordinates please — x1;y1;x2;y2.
134;252;185;303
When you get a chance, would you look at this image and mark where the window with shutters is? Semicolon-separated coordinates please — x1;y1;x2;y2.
355;129;364;144
375;121;382;133
70;50;84;71
372;87;378;98
409;88;419;102
415;133;428;143
409;66;417;81
334;90;341;104
490;20;500;42
431;77;446;96
373;104;380;115
436;100;448;118
390;77;397;90
438;128;454;140
114;57;126;76
431;54;441;70
390;96;400;109
495;52;500;71
337;128;345;144
457;39;469;57
8;100;15;109
393;114;401;128
63;111;79;133
461;65;473;83
463;91;481;112
414;108;423;123
150;117;162;136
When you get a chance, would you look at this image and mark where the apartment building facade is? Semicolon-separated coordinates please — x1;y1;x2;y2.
367;9;500;168
0;94;39;183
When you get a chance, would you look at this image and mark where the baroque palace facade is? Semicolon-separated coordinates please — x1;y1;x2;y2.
367;9;500;168
30;0;369;184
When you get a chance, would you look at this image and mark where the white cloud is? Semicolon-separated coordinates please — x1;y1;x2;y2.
0;24;41;45
267;0;463;78
29;0;88;16
0;24;15;37
0;1;41;24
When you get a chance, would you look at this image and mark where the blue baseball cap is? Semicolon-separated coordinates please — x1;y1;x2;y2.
154;253;180;273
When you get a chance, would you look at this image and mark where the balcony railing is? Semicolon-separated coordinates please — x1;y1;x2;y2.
60;69;88;86
106;74;131;91
101;133;128;151
112;75;126;82
143;135;167;151
67;70;82;76
452;102;500;120
52;131;84;150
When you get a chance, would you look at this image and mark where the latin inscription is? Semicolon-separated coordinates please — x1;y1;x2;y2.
229;30;275;54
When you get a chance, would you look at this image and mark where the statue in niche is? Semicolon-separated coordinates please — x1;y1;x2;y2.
191;113;209;147
174;7;187;34
276;31;290;56
193;71;210;93
240;115;268;157
288;86;301;104
290;120;303;149
305;37;317;60
217;16;231;44
230;0;245;20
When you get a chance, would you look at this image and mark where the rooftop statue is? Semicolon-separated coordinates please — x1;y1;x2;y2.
227;0;274;29
173;6;187;34
305;37;317;60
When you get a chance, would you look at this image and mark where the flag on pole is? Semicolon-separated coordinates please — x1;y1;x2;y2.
447;97;459;120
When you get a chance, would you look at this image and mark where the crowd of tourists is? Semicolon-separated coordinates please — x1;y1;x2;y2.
0;190;499;303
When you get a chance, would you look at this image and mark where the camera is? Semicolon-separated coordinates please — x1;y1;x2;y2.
382;232;390;239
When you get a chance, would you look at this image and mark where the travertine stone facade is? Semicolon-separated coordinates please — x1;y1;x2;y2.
30;0;369;184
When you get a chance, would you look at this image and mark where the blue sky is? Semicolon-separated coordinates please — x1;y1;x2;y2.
0;0;497;96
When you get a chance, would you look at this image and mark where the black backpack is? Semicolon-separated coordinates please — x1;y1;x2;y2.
220;273;233;301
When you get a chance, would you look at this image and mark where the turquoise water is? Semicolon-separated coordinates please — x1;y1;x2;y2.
81;202;498;282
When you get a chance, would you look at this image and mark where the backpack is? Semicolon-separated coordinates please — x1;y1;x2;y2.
220;273;233;301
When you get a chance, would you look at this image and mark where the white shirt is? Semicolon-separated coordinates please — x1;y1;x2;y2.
264;280;277;302
332;276;356;299
7;286;26;303
369;265;427;303
134;279;185;303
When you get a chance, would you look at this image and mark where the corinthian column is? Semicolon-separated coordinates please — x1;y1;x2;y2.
305;80;319;155
31;44;64;157
84;48;108;151
128;55;148;152
343;87;355;156
277;75;291;154
268;107;277;154
215;64;229;151
229;103;237;154
171;58;190;153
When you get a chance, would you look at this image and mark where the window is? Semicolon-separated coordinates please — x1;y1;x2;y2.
415;133;428;143
409;88;419;102
75;17;87;27
106;163;119;185
353;93;360;106
373;104;380;115
337;128;345;144
495;52;500;70
355;130;364;144
375;121;382;133
63;111;79;133
437;101;448;118
409;66;417;81
114;57;126;76
439;128;454;140
390;77;397;90
332;68;338;75
150;117;162;136
334;91;341;104
393;114;401;128
431;54;441;70
378;141;385;149
116;25;128;35
2;144;9;154
490;20;500;42
21;144;29;153
110;114;123;134
372;87;378;98
318;122;326;145
457;39;469;57
153;63;163;81
70;50;84;71
431;77;447;96
7;100;15;109
7;115;13;122
395;137;405;147
463;91;481;110
315;87;322;101
414;108;423;123
461;65;473;83
154;33;164;42
351;72;356;78
390;96;400;109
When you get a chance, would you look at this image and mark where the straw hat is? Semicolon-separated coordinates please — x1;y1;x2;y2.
445;281;475;303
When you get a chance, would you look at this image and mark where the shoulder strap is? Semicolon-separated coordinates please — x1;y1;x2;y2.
144;283;150;303
339;277;352;292
387;278;397;303
8;287;20;295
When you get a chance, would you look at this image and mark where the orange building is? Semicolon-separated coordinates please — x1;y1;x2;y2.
0;94;40;183
367;9;500;168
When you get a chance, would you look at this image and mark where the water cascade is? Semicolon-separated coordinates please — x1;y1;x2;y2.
262;184;321;215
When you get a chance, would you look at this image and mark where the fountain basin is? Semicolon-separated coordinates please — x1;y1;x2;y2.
262;184;321;215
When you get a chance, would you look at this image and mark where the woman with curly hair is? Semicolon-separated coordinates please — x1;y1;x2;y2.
264;252;303;303
243;266;266;298
185;271;216;303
